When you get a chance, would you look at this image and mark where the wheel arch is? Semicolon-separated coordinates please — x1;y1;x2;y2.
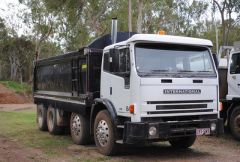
90;98;118;136
227;102;240;125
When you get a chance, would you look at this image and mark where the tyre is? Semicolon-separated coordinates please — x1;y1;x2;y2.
37;104;48;131
169;135;196;149
229;106;240;140
70;113;91;145
94;110;118;155
47;106;64;135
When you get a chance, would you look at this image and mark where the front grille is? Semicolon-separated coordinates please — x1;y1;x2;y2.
146;100;214;115
147;100;213;104
156;104;207;110
147;109;213;114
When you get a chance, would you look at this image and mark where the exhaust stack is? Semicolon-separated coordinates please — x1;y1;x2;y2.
111;18;118;44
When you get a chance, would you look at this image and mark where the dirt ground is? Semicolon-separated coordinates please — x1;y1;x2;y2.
0;82;239;162
0;83;31;104
0;137;47;162
0;104;240;162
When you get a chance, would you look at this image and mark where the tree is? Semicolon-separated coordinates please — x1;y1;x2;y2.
137;0;143;33
213;0;240;45
128;0;132;32
0;18;8;80
20;0;55;60
1;37;35;82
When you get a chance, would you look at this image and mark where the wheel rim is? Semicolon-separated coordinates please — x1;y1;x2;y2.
38;109;43;125
234;114;240;133
96;120;109;147
71;114;81;136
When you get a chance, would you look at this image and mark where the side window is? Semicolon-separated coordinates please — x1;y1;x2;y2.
104;48;130;88
230;53;240;74
117;48;130;88
119;48;130;73
103;53;110;72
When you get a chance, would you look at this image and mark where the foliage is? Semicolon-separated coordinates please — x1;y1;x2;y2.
0;81;31;93
0;0;240;81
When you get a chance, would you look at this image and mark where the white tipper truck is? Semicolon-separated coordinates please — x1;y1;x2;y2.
218;42;240;140
34;19;223;155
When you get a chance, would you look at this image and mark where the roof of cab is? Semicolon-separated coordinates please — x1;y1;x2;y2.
104;34;213;50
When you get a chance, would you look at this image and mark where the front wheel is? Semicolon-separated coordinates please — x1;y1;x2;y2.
229;106;240;140
94;110;118;156
169;136;196;149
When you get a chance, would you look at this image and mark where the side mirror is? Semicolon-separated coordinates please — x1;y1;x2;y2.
212;53;219;69
124;71;130;77
109;48;119;72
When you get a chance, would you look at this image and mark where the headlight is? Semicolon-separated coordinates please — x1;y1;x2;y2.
149;126;157;136
211;123;217;131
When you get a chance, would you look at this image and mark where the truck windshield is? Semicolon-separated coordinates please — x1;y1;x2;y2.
135;43;216;77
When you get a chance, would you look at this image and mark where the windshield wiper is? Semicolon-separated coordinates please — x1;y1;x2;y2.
177;70;194;72
196;70;213;72
138;70;172;77
150;70;169;72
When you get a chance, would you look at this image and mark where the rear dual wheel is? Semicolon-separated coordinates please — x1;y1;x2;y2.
70;113;91;145
47;106;64;135
37;104;48;131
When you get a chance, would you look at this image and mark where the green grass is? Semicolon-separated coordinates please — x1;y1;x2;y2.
0;110;72;150
0;110;116;161
0;80;31;93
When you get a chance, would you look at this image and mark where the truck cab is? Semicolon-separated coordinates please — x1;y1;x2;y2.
227;51;240;100
217;42;240;141
95;34;223;153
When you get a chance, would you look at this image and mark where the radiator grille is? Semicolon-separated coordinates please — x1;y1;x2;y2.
147;100;214;114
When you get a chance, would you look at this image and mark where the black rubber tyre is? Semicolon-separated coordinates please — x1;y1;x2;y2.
37;104;48;131
47;106;64;135
229;106;240;140
169;136;196;149
70;113;91;145
94;110;118;156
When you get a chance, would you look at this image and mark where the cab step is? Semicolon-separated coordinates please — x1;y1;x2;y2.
117;125;124;128
116;140;123;144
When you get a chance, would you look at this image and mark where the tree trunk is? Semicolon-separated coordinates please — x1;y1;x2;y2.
9;53;18;81
213;0;226;45
35;25;53;61
0;62;2;80
128;0;132;32
137;0;143;33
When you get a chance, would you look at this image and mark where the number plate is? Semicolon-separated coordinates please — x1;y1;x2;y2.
196;128;210;136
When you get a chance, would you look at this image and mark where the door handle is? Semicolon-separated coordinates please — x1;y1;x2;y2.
232;75;236;79
110;87;112;95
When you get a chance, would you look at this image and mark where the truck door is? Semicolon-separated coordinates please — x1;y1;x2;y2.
228;53;240;98
101;48;131;114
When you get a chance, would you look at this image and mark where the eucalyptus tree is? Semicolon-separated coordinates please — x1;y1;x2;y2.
213;0;240;45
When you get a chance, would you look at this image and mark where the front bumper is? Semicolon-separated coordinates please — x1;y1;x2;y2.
123;118;224;144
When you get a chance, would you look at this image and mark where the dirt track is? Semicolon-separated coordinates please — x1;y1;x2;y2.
0;104;240;162
0;137;46;162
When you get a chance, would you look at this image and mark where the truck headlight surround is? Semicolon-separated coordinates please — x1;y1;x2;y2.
149;126;157;136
